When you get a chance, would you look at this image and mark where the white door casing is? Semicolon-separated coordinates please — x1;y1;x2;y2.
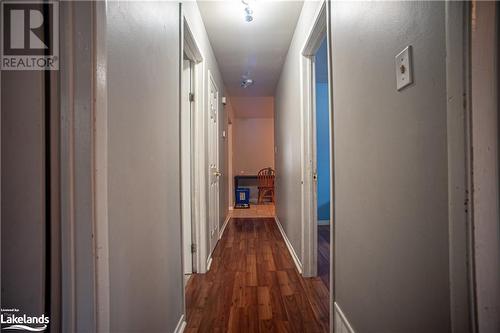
300;1;327;278
181;57;194;275
182;16;206;274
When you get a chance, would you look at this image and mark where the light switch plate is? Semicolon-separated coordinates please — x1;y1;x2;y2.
395;46;413;90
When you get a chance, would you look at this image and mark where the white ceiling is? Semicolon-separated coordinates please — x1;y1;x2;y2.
198;0;304;98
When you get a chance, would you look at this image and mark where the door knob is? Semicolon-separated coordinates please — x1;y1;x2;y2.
214;171;222;177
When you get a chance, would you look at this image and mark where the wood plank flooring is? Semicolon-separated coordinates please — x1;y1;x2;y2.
229;204;275;218
317;225;330;290
185;218;329;333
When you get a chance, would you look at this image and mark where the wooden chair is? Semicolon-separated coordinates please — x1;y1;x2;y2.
257;167;275;204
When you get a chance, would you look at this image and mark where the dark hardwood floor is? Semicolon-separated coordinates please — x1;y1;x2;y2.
185;218;329;333
317;225;330;290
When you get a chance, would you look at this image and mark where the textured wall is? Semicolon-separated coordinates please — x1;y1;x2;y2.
233;117;275;175
274;0;322;263
331;1;451;331
183;1;228;241
106;2;183;331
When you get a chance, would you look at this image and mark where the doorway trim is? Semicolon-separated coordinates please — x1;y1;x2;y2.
300;0;327;279
181;56;195;277
59;1;102;331
181;14;207;278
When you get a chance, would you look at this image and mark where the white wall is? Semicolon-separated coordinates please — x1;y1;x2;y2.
106;2;183;331
275;0;323;262
183;1;229;236
275;1;471;331
233;117;275;175
97;3;229;329
331;1;451;331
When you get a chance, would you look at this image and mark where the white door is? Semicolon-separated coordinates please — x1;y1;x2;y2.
182;57;194;274
208;73;220;252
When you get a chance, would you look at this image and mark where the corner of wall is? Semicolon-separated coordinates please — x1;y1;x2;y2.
334;303;356;333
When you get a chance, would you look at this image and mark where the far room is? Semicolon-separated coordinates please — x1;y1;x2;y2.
227;96;276;218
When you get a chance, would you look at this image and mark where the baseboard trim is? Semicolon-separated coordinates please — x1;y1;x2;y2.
318;219;330;226
334;302;355;333
274;216;303;274
206;256;213;271
219;214;231;239
205;215;231;273
174;314;186;333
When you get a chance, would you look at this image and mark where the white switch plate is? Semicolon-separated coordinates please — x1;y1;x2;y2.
395;46;413;90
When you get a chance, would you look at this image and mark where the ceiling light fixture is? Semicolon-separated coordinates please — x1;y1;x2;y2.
240;78;254;88
242;0;254;22
244;6;253;22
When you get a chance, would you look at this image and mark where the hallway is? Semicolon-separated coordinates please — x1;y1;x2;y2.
1;1;499;332
185;218;329;332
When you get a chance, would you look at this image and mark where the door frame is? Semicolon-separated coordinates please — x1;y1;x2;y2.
300;0;328;279
181;56;195;276
299;1;334;330
445;2;475;331
468;1;499;331
59;1;102;331
181;14;207;277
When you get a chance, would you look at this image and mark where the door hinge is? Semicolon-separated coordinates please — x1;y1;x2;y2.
189;93;195;102
191;243;197;253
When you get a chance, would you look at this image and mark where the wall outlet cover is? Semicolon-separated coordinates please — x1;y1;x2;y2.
395;46;413;91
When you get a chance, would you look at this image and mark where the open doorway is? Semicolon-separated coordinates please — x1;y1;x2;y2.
300;0;332;324
313;37;331;289
181;16;207;288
